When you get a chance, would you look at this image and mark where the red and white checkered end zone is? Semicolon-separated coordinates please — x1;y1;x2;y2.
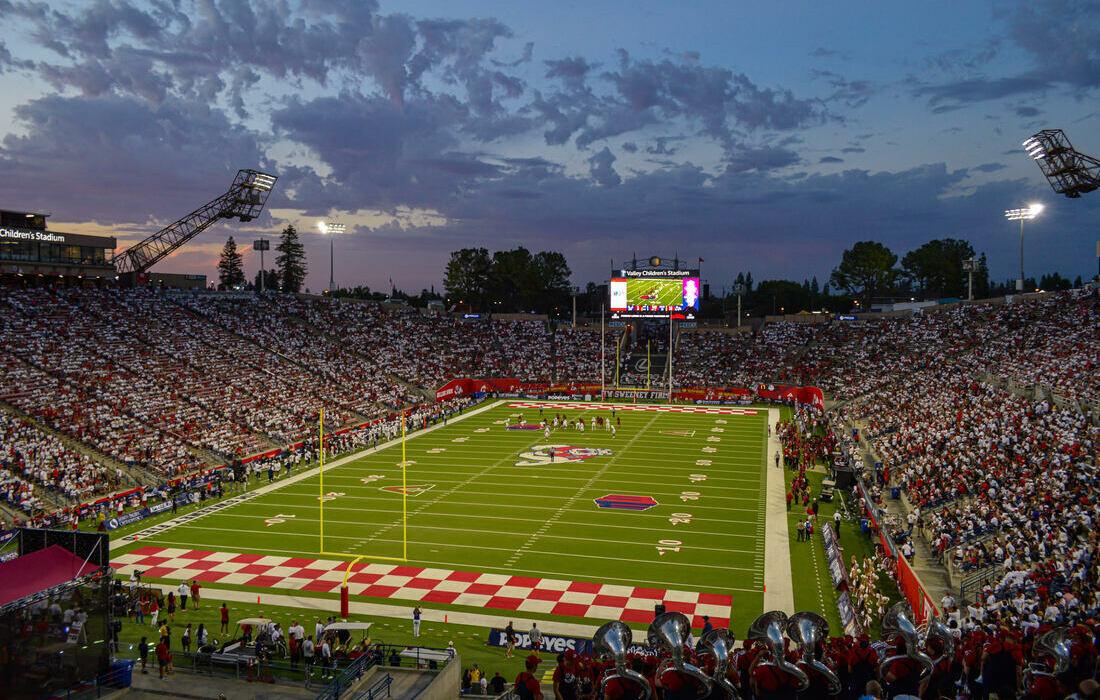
114;546;731;628
507;402;757;416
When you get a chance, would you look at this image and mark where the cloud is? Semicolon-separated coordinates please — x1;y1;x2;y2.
819;156;844;164
587;147;621;187
0;94;267;222
972;162;1007;173
914;1;1100;109
1015;105;1041;117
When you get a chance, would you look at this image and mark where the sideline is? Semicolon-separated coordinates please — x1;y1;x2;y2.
199;586;602;638
112;399;504;551
762;407;795;612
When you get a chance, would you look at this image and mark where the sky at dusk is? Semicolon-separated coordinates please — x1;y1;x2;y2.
0;0;1098;294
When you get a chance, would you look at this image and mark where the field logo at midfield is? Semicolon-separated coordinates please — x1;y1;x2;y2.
594;494;659;511
380;484;435;496
515;445;612;466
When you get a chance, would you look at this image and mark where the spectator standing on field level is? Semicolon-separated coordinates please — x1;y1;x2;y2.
412;606;422;637
177;581;189;610
529;623;542;657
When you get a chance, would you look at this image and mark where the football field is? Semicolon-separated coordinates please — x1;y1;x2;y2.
114;400;770;631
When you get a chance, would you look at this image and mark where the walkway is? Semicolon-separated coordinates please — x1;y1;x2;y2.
762;408;794;613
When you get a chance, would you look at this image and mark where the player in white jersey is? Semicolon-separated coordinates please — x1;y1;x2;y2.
611;424;617;438
544;425;551;439
590;417;596;430
578;420;585;432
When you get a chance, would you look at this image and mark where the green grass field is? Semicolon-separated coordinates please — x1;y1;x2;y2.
626;279;685;310
114;400;770;633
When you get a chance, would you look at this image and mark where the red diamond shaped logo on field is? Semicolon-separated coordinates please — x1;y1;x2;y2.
594;494;659;511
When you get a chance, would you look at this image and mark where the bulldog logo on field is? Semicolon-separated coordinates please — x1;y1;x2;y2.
516;445;612;466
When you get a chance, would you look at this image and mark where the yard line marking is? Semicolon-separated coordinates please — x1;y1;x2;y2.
508;412;663;566
110;398;504;550
135;523;755;571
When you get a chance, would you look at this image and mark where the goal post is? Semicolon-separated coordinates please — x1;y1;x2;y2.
318;408;409;563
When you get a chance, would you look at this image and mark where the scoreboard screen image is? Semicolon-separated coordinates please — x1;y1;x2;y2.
609;273;700;317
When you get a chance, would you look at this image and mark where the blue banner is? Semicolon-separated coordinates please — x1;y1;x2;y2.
487;628;593;655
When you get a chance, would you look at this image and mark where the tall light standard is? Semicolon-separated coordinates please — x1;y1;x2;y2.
1004;204;1043;292
733;282;746;328
317;222;346;293
253;238;270;292
962;258;976;301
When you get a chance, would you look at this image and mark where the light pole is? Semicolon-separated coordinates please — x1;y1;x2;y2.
1004;204;1043;292
733;283;745;328
253;238;270;292
317;222;346;292
962;258;976;301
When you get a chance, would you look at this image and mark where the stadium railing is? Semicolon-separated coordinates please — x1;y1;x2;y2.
314;652;380;700
348;672;393;700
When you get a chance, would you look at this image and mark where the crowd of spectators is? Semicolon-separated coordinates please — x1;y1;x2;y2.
0;412;120;514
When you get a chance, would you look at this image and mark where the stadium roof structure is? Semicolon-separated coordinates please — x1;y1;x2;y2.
0;544;96;607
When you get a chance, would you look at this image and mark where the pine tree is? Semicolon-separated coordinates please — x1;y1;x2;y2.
217;236;245;290
275;224;307;293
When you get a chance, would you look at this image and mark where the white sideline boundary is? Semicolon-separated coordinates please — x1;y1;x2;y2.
111;399;505;551
762;407;795;612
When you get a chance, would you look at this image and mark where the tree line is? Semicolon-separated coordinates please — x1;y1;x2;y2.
217;225;307;292
218;231;1086;317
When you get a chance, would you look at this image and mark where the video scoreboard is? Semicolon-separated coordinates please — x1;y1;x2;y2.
609;268;700;319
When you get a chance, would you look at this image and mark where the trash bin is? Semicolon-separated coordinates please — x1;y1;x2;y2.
890;487;900;500
106;659;134;688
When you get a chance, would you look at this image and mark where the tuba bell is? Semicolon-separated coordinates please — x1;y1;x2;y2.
923;615;955;668
747;611;810;692
878;602;934;683
648;612;713;697
593;620;652;700
1024;627;1072;688
696;628;740;699
786;612;841;695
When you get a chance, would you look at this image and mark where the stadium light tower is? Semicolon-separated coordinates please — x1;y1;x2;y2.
1022;130;1100;198
1004;204;1043;292
317;222;346;292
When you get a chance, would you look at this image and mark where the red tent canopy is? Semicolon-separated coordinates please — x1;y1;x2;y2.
0;545;95;606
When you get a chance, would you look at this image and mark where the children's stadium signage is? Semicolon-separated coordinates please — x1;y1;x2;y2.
0;226;117;248
0;227;66;243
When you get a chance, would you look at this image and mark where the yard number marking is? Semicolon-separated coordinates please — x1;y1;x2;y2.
264;513;296;527
427;448;446;454
360;475;384;484
668;512;693;526
706;436;721;442
711;427;725;433
452;437;469;443
689;473;708;483
714;419;727;424
656;539;682;556
701;447;717;453
680;491;701;502
474;427;490;433
319;491;346;502
695;459;712;466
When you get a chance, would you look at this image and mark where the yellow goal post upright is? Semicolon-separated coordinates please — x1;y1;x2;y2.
318;407;409;563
